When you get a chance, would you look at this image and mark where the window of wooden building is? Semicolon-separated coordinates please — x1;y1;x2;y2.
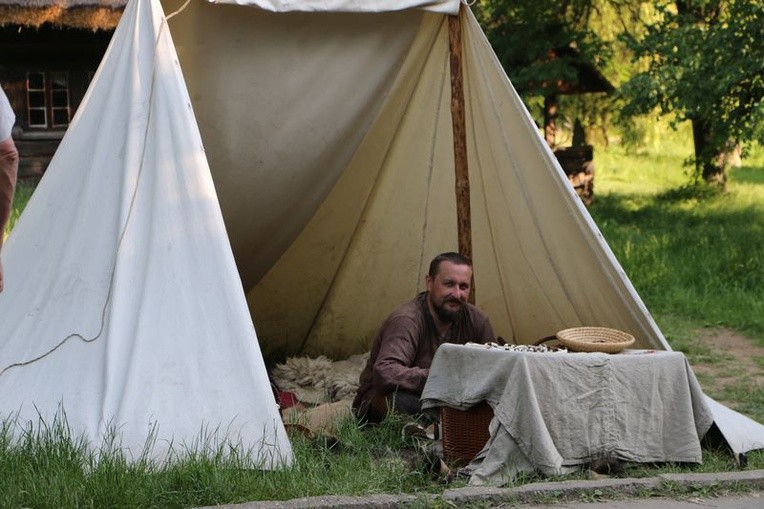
26;71;70;129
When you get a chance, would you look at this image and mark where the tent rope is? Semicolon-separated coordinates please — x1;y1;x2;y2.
0;8;173;380
166;0;192;20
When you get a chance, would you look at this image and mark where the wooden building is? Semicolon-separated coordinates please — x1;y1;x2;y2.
539;44;614;206
0;1;125;178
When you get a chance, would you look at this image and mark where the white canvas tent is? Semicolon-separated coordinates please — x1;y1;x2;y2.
0;0;762;462
0;0;292;465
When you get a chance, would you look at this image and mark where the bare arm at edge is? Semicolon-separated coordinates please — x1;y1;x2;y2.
0;136;19;292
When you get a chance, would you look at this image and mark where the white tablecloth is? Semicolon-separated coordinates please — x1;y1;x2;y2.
421;344;714;486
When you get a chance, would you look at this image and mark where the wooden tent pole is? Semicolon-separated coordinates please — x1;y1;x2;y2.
448;6;475;303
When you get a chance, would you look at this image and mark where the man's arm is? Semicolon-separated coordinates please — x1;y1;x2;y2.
371;318;429;395
466;305;495;343
0;136;19;292
481;317;496;342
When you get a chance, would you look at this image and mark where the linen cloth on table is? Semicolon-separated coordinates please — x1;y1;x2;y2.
421;344;714;486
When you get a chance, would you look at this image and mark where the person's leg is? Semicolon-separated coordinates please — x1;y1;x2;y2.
352;391;391;424
387;391;422;416
356;390;437;425
387;391;439;425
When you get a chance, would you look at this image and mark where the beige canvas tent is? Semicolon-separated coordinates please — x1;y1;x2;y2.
164;0;668;361
0;0;761;462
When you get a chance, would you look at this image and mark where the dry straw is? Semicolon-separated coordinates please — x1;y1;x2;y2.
0;3;125;31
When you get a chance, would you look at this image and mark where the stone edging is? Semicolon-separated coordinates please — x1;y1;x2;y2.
196;469;764;509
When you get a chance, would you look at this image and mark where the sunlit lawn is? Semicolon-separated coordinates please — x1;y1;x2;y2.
593;133;764;343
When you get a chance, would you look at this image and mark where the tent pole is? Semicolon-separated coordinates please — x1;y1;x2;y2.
448;6;475;303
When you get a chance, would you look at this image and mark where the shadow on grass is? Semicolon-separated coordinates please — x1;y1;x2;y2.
655;182;724;202
730;165;764;185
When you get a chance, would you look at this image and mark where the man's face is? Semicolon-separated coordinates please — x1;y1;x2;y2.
425;260;472;323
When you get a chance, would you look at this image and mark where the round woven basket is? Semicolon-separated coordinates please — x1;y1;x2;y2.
556;327;635;353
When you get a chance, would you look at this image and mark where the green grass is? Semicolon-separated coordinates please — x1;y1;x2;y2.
0;414;437;508
592;140;764;342
591;133;764;427
3;178;37;243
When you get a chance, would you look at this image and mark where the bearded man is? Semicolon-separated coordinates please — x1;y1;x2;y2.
353;252;495;423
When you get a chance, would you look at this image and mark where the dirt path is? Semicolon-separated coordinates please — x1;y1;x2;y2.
685;327;764;412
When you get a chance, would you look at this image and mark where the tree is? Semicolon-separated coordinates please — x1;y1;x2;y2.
475;1;604;94
474;1;612;146
621;0;764;186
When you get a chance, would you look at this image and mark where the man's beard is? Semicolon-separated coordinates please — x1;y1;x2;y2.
432;298;463;323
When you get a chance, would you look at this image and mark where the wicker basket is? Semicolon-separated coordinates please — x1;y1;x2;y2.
440;401;494;465
556;326;635;353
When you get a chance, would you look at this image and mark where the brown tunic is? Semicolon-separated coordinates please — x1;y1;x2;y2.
353;292;494;412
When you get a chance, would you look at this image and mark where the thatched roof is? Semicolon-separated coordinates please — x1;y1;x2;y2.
0;1;127;31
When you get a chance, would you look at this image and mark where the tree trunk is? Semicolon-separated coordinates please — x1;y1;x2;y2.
690;118;727;187
544;95;558;148
676;1;726;188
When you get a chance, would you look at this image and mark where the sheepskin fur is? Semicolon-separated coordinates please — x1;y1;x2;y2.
272;353;369;405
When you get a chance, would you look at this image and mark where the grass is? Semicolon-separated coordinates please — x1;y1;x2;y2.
592;141;764;342
2;131;763;506
591;133;764;427
3;177;37;242
2;411;760;508
0;414;435;508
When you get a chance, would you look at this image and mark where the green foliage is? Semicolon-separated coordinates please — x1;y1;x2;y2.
474;0;763;182
620;1;764;178
473;0;631;152
474;0;609;98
